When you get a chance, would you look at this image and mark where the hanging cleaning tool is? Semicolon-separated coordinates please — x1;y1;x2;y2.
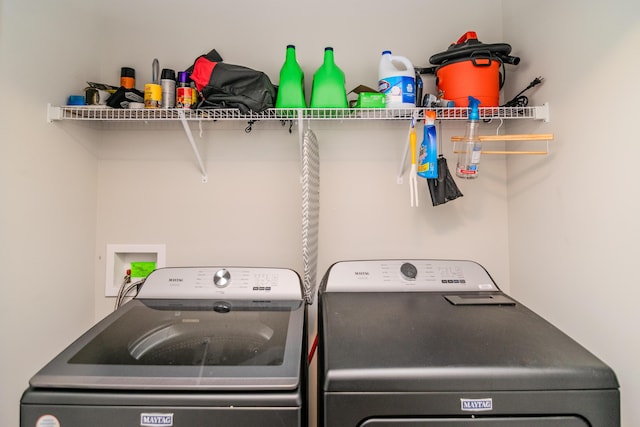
409;116;419;207
428;156;464;206
417;110;438;179
455;96;482;179
428;120;463;206
276;45;307;109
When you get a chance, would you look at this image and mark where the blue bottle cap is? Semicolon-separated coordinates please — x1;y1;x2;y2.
68;95;85;106
468;96;481;120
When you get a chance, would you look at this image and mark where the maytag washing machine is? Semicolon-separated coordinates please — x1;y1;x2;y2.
21;266;306;427
318;259;619;427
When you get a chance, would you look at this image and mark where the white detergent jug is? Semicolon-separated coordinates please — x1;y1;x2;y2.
378;51;416;108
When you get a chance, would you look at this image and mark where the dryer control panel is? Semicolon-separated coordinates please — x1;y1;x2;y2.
137;267;302;300
323;260;498;292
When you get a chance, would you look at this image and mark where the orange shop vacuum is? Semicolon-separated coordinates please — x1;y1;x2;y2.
424;31;520;107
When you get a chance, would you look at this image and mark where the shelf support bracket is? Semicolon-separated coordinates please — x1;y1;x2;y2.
297;109;305;177
47;103;62;123
178;110;208;183
534;102;550;122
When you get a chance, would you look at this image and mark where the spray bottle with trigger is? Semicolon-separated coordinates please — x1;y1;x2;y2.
417;110;438;179
455;96;482;179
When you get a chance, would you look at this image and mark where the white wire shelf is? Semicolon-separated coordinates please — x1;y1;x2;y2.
47;104;550;123
46;103;550;185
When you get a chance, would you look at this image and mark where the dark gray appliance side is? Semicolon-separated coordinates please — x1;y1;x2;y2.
21;266;309;427
321;389;619;426
317;260;620;427
21;389;303;427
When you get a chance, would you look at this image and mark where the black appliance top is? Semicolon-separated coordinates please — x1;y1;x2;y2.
29;267;305;391
319;260;619;393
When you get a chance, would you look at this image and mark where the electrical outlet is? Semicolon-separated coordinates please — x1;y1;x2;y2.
105;244;166;297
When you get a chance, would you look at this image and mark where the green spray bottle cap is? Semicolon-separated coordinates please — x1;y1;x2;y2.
468;96;481;120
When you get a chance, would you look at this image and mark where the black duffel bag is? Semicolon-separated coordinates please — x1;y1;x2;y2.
188;49;276;114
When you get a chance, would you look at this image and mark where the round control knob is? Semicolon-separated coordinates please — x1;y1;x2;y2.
213;268;231;288
400;262;418;281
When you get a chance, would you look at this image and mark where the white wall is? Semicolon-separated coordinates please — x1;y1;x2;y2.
504;2;640;426
0;1;100;425
2;0;635;426
89;0;509;320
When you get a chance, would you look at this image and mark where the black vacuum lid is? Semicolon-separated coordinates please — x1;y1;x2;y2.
429;31;514;65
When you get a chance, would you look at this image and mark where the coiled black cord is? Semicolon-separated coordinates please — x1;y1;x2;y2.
502;76;544;108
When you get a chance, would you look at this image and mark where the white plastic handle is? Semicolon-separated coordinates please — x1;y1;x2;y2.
390;55;414;73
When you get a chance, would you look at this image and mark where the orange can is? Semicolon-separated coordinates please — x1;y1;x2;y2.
120;67;135;89
176;86;194;109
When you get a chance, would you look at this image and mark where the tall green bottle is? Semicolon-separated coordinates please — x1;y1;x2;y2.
275;45;306;109
310;47;348;108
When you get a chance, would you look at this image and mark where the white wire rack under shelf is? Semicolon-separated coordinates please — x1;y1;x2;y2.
47;104;550;123
46;103;551;185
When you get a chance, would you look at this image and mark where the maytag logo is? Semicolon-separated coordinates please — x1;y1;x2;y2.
140;413;174;427
461;398;493;411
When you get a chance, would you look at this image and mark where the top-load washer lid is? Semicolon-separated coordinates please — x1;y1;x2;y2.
29;267;305;391
318;260;619;393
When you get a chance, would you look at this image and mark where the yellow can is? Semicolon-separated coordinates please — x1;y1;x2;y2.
144;83;162;109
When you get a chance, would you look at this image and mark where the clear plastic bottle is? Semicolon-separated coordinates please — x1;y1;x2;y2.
456;96;482;179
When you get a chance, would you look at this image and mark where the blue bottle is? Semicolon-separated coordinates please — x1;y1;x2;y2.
417;110;438;179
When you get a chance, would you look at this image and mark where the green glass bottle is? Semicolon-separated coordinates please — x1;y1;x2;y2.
276;45;306;109
310;47;348;109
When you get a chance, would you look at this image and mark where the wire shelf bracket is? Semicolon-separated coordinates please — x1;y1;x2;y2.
178;110;208;183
